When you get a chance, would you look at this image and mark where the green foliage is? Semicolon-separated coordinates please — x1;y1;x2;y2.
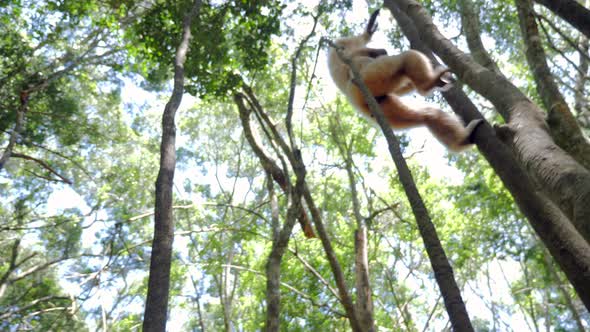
0;243;87;330
129;0;284;97
450;152;527;261
1;0;588;330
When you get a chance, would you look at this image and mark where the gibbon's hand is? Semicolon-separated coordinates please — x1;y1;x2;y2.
368;48;388;58
365;9;380;36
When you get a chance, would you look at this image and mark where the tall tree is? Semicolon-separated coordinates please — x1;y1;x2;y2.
386;0;590;309
143;1;202;330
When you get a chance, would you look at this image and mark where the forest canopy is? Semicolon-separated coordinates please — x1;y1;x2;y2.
1;0;589;331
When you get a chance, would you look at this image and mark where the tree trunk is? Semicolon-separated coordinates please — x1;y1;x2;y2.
354;227;374;332
264;169;302;332
574;21;590;128
222;249;235;332
264;207;299;332
388;0;590;239
385;0;590;310
237;87;363;332
0;93;27;170
330;118;376;331
515;0;590;172
143;1;201;331
533;0;590;39
235;90;303;332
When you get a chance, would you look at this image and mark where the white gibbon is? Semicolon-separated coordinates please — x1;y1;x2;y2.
328;9;482;151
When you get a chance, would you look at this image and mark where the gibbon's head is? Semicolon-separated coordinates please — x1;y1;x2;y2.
335;9;380;49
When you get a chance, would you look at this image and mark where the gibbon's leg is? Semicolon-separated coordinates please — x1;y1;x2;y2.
362;94;431;128
422;107;483;151
358;50;450;97
399;50;451;94
360;95;482;151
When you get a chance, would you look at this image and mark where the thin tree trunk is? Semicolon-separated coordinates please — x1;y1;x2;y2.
330;119;375;331
222;248;235;332
237;89;363;332
326;39;475;332
385;0;590;310
235;92;301;332
143;1;201;331
265;203;301;332
190;275;206;332
354;227;374;331
264;159;303;332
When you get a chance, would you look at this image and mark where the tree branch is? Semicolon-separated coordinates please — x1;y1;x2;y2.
11;153;72;184
533;0;590;39
323;36;474;331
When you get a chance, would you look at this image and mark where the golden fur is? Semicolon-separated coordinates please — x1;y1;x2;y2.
328;11;481;151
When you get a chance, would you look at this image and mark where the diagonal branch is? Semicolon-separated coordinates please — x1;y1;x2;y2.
533;0;590;39
323;36;474;332
11;153;72;184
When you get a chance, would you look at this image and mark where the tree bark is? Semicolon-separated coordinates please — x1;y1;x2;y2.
533;0;590;39
235;92;315;238
143;1;201;331
265;195;302;332
515;0;590;172
574;23;590;128
385;0;590;311
389;0;590;244
354;227;374;332
457;0;503;75
221;249;236;332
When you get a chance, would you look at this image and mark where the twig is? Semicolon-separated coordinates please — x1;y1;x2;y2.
11;153;72;184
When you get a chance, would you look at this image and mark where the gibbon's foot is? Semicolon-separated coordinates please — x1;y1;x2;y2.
420;67;453;94
464;119;484;144
434;69;454;92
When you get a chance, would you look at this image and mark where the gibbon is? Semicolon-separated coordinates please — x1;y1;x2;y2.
328;10;482;151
